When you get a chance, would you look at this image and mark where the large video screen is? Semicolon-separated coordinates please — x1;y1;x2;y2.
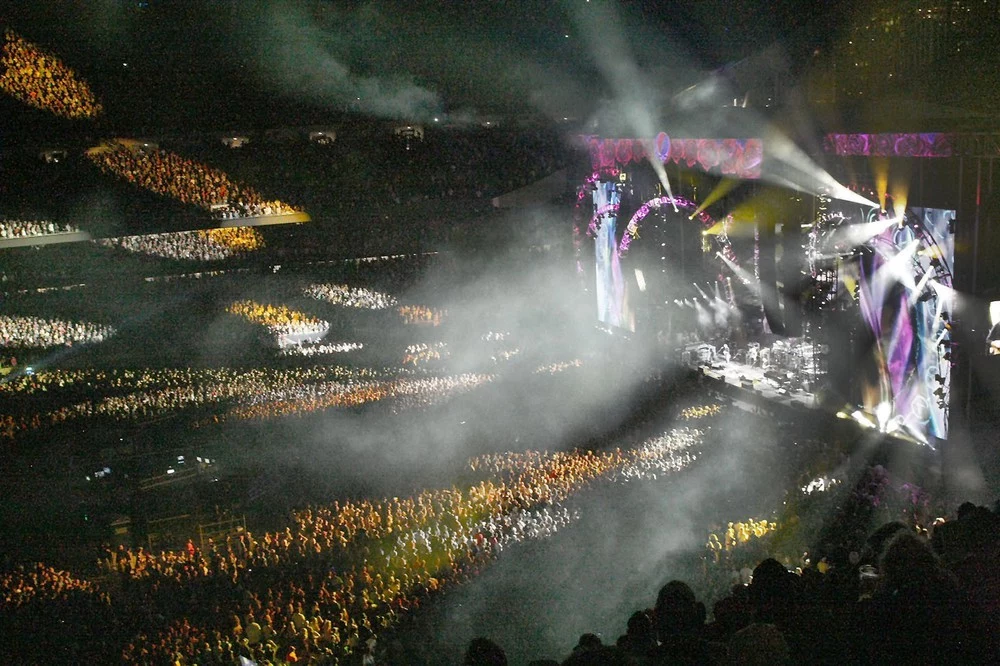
848;206;955;443
593;181;635;331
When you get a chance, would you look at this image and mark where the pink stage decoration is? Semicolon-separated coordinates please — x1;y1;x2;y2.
823;133;953;158
582;135;762;179
619;196;715;257
588;203;620;236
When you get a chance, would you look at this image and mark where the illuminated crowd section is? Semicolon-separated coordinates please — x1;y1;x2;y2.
0;366;395;439
397;304;447;326
0;30;102;119
1;219;80;239
278;341;364;357
304;284;399;310
85;142;298;218
202;373;495;426
97;227;265;261
226;300;328;336
6;424;706;665
0;315;114;349
403;342;448;366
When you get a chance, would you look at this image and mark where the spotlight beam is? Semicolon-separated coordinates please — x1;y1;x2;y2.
827;216;901;249
763;129;879;208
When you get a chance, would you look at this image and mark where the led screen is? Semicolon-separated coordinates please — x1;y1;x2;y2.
593;181;635;331
988;301;1000;356
852;207;955;443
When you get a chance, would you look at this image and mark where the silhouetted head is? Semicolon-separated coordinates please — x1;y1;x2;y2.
465;637;507;666
654;580;701;638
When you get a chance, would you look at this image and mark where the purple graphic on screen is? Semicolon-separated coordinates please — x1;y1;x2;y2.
854;208;955;443
823;133;953;158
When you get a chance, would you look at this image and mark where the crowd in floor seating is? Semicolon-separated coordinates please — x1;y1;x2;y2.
278;341;364;357
0;366;376;398
2;371;997;665
85;143;298;217
705;518;779;564
680;403;722;420
0;30;103;119
0;304;576;437
0;314;114;348
303;283;398;310
403;342;448;367
205;373;495;426
0;365;396;439
0;218;79;239
397;305;446;326
0;424;701;664
0;563;103;608
226;300;328;338
97;227;265;262
533;359;584;375
0;349;585;440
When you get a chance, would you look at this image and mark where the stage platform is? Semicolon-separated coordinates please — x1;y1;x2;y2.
698;360;818;410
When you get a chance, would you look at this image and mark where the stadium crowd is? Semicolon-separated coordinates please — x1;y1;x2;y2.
226;300;328;338
0;342;585;440
97;227;265;262
304;283;398;310
402;342;448;367
0;29;103;119
533;359;584;375
2;374;997;666
0;218;79;239
397;305;446;326
680;403;722;420
0;314;114;348
0;424;700;665
205;373;495;426
278;342;365;357
0;563;103;608
0;365;397;439
85;143;298;218
7;401;996;665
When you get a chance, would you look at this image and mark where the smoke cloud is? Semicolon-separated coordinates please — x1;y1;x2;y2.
237;0;443;121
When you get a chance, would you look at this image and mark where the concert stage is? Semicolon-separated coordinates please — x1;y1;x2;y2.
572;129;992;447
696;360;818;410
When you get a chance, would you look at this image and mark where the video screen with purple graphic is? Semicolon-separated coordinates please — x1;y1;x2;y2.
845;206;955;443
593;181;635;331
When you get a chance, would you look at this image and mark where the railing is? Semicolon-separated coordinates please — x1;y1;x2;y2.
197;515;247;552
